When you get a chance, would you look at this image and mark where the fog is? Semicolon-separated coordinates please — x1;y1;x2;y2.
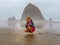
0;0;60;29
0;0;60;21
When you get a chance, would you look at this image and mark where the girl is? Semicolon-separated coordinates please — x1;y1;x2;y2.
25;17;35;34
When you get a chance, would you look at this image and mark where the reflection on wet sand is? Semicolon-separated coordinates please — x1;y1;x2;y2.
0;23;60;45
24;35;35;45
0;28;43;45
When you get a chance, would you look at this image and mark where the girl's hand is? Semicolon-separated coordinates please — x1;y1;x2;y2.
28;23;31;25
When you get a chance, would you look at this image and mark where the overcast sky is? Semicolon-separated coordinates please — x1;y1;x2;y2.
0;0;60;21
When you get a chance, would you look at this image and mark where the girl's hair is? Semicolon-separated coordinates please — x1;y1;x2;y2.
26;17;32;21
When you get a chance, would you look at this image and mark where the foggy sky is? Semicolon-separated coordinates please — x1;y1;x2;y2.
0;0;60;21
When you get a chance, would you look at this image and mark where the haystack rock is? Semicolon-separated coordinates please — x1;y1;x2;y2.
20;3;46;28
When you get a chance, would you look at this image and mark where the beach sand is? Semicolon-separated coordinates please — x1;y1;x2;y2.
0;27;60;45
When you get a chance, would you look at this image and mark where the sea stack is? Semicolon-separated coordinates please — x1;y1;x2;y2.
20;3;45;28
21;3;45;21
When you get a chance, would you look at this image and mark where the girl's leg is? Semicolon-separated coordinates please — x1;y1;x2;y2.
25;28;29;32
25;26;33;35
28;26;33;33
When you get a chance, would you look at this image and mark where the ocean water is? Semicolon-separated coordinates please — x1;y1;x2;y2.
44;23;60;30
0;21;60;30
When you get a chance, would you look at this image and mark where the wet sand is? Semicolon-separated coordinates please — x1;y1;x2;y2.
0;28;60;45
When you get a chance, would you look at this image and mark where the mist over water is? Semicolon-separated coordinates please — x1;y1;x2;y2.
0;21;8;28
45;23;60;30
0;21;21;28
0;20;60;30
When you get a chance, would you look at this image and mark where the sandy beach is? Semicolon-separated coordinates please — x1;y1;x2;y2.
0;21;60;45
0;26;60;45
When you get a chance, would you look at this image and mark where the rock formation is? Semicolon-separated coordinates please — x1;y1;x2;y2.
21;3;45;21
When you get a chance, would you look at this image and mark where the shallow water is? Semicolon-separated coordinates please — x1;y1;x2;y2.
45;23;60;30
0;21;60;45
0;21;60;30
0;28;60;45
